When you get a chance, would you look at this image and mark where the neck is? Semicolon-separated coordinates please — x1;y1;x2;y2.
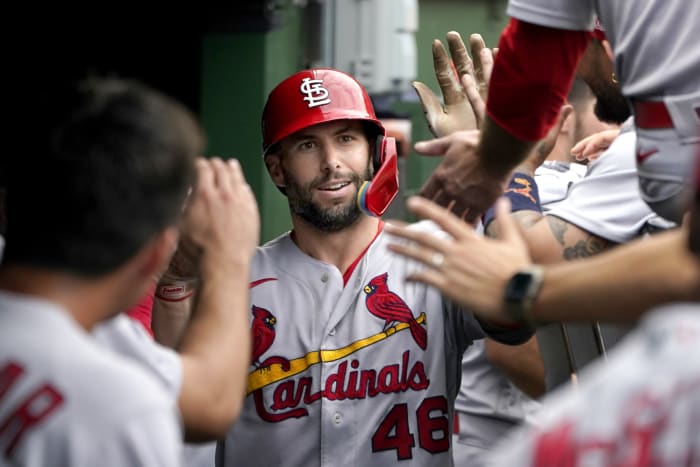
290;214;381;274
548;133;577;164
0;265;134;330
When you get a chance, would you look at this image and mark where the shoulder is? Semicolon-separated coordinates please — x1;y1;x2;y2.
93;314;183;399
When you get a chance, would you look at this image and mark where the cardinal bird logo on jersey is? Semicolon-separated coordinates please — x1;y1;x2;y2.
250;305;290;371
363;273;427;350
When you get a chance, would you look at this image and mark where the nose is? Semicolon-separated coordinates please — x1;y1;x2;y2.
319;142;342;173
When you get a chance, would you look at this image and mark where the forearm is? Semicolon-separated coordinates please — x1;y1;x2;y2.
178;255;252;441
152;296;194;348
478;116;537;177
485;336;545;399
530;228;700;323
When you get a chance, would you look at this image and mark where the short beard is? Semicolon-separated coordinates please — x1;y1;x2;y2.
284;166;372;233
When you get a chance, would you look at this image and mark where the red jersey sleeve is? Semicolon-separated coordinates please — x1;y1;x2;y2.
125;282;156;336
487;18;591;142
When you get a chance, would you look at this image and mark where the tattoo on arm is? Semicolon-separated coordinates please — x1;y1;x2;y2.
546;215;611;260
562;237;607;260
546;216;568;246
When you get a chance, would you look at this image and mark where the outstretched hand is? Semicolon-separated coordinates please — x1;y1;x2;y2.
412;31;494;137
414;31;506;221
385;195;532;322
414;129;509;223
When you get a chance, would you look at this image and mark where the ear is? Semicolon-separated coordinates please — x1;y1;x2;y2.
560;106;574;134
139;227;180;280
264;153;285;189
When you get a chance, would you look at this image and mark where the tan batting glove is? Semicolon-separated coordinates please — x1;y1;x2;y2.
413;32;491;137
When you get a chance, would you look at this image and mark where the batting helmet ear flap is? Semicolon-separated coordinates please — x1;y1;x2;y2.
357;136;399;217
372;134;386;174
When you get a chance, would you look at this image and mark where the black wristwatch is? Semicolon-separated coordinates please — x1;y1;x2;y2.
503;265;545;325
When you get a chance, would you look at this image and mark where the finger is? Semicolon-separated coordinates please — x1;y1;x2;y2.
384;227;450;258
227;158;245;189
570;138;586;155
469;34;487;85
405;196;477;241
414;136;451;156
430;188;456;211
464;208;483;225
479;47;495;91
492;197;522;244
432;39;465;107
210;157;234;192
418;178;440;201
405;269;447;292
412;81;444;138
446;31;473;79
576;139;597;159
194;158;214;195
461;74;485;127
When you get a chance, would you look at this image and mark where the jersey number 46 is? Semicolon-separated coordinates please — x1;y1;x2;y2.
371;395;450;460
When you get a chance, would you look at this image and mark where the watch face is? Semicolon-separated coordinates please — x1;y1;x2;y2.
506;272;532;301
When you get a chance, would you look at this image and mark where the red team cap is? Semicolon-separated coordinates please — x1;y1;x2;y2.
261;68;385;155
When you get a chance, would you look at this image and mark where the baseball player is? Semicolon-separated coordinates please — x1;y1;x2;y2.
92;154;258;467
151;68;533;467
486;300;700;466
420;0;700;227
0;77;197;466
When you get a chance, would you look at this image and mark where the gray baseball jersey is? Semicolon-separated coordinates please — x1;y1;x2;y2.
451;162;586;466
0;292;182;467
507;0;700;98
452;340;541;466
217;221;532;467
536;161;587;212
548;119;675;243
507;0;700;223
487;302;700;466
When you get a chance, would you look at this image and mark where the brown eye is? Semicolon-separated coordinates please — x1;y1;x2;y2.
297;141;315;151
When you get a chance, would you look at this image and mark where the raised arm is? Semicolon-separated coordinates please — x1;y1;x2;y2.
154;157;259;440
385;196;700;324
417;20;590;222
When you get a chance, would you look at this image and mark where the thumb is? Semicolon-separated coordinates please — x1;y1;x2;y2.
414;134;452;156
412;81;444;138
493;197;523;245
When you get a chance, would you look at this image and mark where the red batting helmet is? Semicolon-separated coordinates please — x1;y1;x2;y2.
261;68;385;155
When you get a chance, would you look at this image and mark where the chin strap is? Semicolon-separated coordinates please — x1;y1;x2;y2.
357;137;399;217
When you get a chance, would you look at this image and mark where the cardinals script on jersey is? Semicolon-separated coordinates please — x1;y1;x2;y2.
216;222;523;467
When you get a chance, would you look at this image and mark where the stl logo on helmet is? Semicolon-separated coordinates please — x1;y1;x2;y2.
300;77;331;108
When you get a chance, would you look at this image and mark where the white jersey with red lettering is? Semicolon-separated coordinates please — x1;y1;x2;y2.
217;221;532;467
488;302;700;466
0;291;182;467
93;313;217;467
507;0;700;223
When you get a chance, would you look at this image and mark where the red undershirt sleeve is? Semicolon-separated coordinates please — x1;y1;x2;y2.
486;18;592;142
